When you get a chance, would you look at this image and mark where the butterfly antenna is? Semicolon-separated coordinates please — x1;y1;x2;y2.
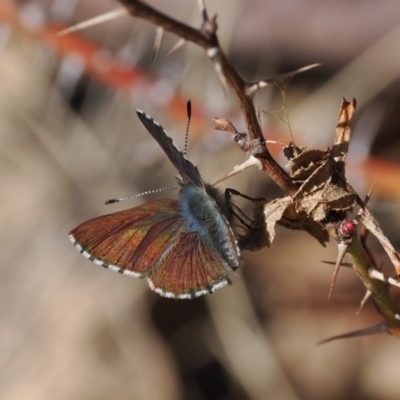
184;100;192;156
105;186;179;204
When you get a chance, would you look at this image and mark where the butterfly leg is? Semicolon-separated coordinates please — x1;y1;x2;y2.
224;188;265;230
225;188;265;203
225;189;269;251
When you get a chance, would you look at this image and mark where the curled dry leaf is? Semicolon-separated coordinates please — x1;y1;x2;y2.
285;146;357;222
267;196;329;246
212;117;238;134
332;99;356;162
263;197;293;245
283;99;358;222
212;117;252;151
238;196;330;251
279;202;329;246
295;183;357;222
284;147;328;181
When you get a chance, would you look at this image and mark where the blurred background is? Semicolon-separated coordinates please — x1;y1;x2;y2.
2;0;400;399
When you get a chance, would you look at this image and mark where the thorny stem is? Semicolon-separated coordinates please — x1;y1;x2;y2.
118;0;297;195
346;235;400;338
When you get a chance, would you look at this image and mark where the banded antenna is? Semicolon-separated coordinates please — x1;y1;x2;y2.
105;186;179;204
184;100;192;156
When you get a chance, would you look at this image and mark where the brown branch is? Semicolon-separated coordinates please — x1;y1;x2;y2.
118;0;297;195
119;0;209;46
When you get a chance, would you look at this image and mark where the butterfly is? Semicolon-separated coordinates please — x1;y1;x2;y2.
69;108;242;299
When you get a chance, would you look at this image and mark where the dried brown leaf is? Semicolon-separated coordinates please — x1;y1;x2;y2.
282;100;359;224
332;98;357;162
279;204;329;246
212;118;238;134
284;145;327;180
263;196;293;244
293;158;331;198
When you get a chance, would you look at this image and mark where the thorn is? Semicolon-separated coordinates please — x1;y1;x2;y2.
356;182;376;219
57;8;128;36
328;242;348;301
321;260;352;268
151;27;164;62
356;290;372;315
166;38;185;56
245;63;322;97
197;0;209;22
207;47;228;95
368;268;400;289
317;322;388;345
364;182;376;207
212;156;263;186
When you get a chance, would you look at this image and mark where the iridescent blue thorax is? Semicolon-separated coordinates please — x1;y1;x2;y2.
179;183;240;269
